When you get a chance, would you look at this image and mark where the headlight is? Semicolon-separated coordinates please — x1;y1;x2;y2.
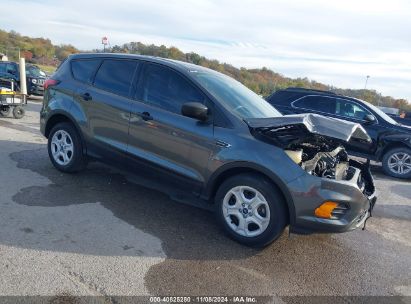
284;149;302;164
31;78;37;84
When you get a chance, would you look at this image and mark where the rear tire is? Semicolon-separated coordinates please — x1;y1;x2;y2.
48;122;87;173
12;106;25;119
0;106;11;117
382;147;411;179
215;174;287;247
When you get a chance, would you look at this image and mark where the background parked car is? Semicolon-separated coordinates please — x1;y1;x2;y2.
386;112;411;127
0;61;46;95
267;87;411;179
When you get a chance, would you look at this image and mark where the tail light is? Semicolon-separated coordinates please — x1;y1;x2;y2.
44;78;60;90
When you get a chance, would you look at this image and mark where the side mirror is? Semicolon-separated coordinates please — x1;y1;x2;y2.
364;114;376;123
182;102;208;121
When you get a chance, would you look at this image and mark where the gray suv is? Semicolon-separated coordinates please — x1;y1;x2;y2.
40;54;376;247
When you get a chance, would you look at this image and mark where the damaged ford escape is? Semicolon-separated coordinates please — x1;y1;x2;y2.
40;54;377;247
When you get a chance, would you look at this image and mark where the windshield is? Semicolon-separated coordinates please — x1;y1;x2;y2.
363;100;399;125
193;71;281;119
26;66;46;77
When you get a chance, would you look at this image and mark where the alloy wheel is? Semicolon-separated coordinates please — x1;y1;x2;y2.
51;130;74;166
222;186;271;237
387;152;411;175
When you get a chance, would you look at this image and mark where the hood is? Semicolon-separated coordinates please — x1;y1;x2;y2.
245;113;371;143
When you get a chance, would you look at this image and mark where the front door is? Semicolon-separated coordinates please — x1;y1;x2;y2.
127;62;215;195
333;98;380;154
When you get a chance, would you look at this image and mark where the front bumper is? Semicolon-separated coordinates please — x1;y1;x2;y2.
28;86;44;96
28;82;44;96
287;160;377;234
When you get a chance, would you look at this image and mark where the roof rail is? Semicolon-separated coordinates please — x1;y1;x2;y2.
284;87;337;95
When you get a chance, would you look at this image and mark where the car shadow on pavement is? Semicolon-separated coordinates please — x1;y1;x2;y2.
390;184;411;199
9;144;258;260
5;142;411;296
370;163;411;182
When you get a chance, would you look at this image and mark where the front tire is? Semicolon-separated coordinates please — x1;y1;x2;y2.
48;122;87;173
215;174;287;247
382;147;411;179
12;106;25;119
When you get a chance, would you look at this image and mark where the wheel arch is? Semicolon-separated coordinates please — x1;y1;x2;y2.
203;162;296;225
378;141;411;161
44;112;87;154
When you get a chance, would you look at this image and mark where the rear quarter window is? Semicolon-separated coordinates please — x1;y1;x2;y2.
71;59;102;84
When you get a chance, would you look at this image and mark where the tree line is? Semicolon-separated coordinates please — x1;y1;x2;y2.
0;29;409;111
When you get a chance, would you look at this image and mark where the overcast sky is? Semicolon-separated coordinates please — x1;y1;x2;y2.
2;0;411;101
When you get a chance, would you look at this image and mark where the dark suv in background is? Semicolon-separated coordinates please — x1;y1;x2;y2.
40;54;376;246
0;61;46;95
267;88;411;179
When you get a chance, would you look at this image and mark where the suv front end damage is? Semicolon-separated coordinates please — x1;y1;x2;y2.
246;114;377;233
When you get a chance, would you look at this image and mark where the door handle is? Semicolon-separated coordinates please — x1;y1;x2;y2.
80;92;92;101
139;111;153;121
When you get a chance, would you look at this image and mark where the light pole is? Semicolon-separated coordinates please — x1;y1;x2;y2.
364;75;370;90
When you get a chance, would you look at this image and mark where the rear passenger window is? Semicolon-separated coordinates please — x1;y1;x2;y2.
71;59;101;84
94;60;138;97
293;96;336;114
141;64;205;114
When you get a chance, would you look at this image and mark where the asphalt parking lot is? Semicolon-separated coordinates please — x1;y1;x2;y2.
0;101;410;301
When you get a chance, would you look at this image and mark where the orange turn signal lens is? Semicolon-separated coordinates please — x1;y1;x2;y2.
315;201;338;219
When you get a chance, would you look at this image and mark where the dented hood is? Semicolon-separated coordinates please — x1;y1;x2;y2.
245;113;372;143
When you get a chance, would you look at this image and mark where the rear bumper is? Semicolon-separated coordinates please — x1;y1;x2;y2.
287;160;377;234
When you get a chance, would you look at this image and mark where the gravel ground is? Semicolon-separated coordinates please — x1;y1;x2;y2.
0;101;410;302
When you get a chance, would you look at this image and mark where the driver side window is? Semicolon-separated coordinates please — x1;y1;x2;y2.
335;99;371;120
141;64;206;115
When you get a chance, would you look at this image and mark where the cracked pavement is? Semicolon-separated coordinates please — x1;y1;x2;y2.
0;101;410;300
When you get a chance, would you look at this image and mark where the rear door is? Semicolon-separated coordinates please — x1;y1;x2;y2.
72;58;139;161
267;91;304;114
291;95;337;115
127;62;215;195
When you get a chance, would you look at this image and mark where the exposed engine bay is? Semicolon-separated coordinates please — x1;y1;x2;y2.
285;143;350;180
245;117;375;196
284;139;374;196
